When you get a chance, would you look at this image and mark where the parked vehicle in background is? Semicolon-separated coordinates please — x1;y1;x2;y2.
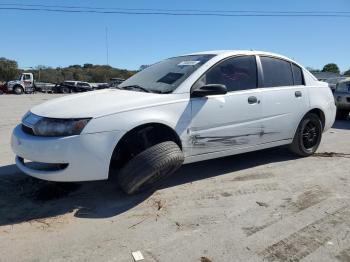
5;73;55;94
334;78;350;120
11;50;336;195
325;77;347;93
0;82;7;94
110;78;125;88
54;81;94;93
91;83;110;90
76;81;94;92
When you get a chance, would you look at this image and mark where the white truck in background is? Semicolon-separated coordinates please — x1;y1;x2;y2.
6;73;55;94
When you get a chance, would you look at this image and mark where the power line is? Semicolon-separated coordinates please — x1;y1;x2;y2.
0;3;349;14
1;7;350;17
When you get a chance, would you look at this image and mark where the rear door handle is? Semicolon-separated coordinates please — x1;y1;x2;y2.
295;91;302;98
248;96;260;104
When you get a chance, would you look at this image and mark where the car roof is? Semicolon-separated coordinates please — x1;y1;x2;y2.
185;50;295;62
338;77;350;83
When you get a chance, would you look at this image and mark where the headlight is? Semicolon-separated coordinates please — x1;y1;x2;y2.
23;112;91;137
33;118;91;137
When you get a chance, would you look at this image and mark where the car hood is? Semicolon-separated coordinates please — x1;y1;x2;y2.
7;80;21;86
31;89;186;118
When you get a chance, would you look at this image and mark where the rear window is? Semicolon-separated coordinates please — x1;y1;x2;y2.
261;56;294;87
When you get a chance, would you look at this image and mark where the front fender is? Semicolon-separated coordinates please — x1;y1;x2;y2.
7;80;23;89
82;100;192;140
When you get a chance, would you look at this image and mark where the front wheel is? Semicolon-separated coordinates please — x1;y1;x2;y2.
289;113;322;157
14;86;24;95
118;141;184;195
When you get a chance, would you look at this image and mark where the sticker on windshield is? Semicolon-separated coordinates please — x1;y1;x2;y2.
178;61;200;66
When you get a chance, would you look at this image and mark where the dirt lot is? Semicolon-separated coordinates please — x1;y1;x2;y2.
1;94;350;262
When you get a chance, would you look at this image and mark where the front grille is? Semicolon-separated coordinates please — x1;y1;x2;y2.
21;124;35;136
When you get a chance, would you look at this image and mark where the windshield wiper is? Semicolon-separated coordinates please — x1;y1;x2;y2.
119;85;150;93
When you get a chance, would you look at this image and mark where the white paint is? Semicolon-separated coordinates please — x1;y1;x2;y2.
11;50;336;182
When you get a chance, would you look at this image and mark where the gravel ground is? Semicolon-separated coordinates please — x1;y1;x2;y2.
0;93;350;262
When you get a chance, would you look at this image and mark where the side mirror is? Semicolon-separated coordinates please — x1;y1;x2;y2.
192;84;227;97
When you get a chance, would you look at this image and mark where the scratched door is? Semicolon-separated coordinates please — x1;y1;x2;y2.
257;56;310;144
189;55;264;156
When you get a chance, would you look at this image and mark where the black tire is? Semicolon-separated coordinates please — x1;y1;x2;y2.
118;141;184;195
61;87;70;94
336;109;349;120
289;113;322;157
14;86;24;95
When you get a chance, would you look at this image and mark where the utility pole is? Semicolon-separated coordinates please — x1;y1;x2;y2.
105;26;109;66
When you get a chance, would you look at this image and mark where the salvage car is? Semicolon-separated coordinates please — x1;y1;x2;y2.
54;81;94;93
11;50;336;194
334;78;350;120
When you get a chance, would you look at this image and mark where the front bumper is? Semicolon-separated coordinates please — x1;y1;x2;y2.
334;93;350;110
11;125;123;182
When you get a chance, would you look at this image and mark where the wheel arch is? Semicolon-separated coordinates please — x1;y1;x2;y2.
291;107;326;142
108;122;182;175
307;108;326;130
13;84;24;90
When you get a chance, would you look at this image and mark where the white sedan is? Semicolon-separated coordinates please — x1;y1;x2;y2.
11;50;336;194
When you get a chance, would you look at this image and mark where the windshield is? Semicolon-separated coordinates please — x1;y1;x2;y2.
336;81;350;92
118;54;215;93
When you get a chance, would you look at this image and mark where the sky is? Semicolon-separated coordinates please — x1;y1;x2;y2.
0;0;349;72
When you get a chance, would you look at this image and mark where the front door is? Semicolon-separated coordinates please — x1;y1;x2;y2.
189;55;263;156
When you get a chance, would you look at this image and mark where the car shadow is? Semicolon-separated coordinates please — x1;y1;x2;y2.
332;119;350;130
0;146;297;227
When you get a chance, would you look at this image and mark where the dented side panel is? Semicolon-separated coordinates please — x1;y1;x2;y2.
188;90;264;155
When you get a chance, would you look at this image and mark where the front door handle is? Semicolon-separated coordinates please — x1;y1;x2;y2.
295;91;302;98
248;96;259;104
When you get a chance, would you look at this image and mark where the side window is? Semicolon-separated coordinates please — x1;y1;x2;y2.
260;56;293;87
291;64;304;85
23;74;31;80
194;56;257;92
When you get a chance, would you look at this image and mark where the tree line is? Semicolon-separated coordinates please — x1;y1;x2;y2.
309;63;350;76
0;57;136;83
0;57;349;83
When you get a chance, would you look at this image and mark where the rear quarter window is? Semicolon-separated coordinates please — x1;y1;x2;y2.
291;64;304;85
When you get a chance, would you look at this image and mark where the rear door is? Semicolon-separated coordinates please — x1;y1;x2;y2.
189;55;263;156
258;56;309;143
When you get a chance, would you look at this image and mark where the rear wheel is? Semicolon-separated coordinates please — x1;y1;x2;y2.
14;86;24;95
118;141;184;195
336;109;349;120
289;113;322;157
